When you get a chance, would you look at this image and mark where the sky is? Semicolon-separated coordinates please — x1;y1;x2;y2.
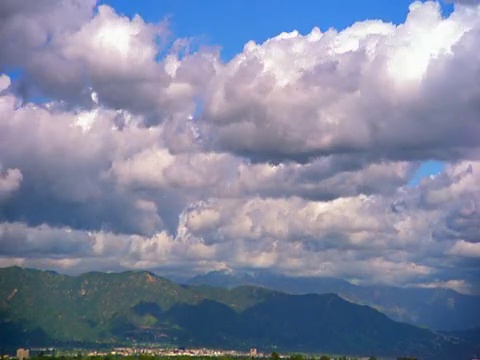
0;0;479;294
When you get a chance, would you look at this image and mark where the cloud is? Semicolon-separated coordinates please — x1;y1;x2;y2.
0;167;22;200
0;1;218;120
172;193;438;283
0;1;479;293
202;1;480;163
413;279;474;294
448;240;480;258
0;0;96;68
445;0;480;5
0;84;173;235
0;74;11;91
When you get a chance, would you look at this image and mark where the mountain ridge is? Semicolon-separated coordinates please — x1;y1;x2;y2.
0;266;478;360
187;269;480;331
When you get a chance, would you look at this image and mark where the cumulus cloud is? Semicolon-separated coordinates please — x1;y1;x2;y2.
0;1;479;293
0;1;218;119
202;1;480;163
0;0;96;67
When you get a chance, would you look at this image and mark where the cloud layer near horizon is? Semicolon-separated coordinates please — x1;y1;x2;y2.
0;0;479;294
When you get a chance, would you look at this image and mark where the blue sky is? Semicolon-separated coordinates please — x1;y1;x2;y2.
101;0;453;60
409;161;445;185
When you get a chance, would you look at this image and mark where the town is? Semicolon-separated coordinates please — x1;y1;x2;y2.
0;347;421;360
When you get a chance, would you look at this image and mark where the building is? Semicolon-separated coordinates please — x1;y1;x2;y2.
16;349;29;360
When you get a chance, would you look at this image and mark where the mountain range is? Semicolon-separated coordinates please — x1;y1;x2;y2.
0;266;479;360
187;269;480;331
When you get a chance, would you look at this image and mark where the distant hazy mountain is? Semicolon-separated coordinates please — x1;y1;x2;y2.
0;267;478;360
187;269;480;331
188;269;353;293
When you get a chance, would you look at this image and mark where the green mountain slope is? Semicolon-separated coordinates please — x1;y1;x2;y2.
0;267;478;360
0;267;198;342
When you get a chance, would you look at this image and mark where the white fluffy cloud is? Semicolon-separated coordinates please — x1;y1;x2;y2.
0;1;479;293
0;1;218;119
202;2;480;163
